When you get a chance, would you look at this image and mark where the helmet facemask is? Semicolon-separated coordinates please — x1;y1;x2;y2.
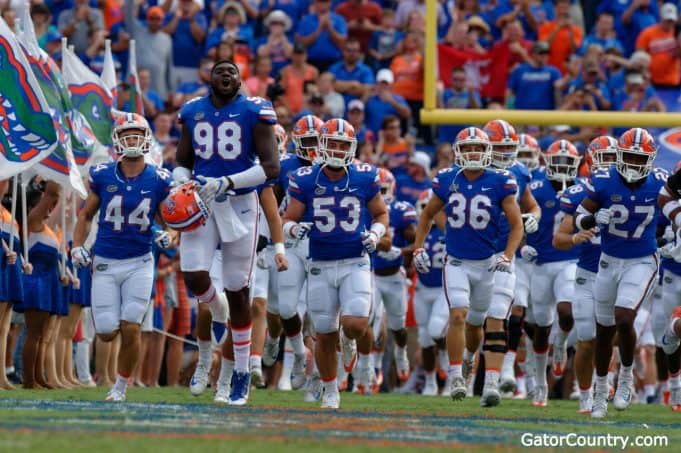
616;148;654;182
455;141;491;171
491;143;518;169
544;153;580;183
292;133;320;162
320;135;356;169
113;127;152;158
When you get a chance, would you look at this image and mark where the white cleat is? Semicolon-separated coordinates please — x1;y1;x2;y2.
579;390;594;414
250;362;265;388
262;336;280;367
481;385;501;407
670;385;681;410
291;353;307;390
450;377;467;401
552;341;567;378
321;389;340;409
190;363;210;396
341;337;357;373
303;373;322;402
395;349;410;384
499;373;517;394
532;385;548;407
661;327;680;356
214;381;231;404
357;366;374;395
105;388;126;402
613;379;634;411
591;386;608;418
422;379;438;396
278;373;293;391
569;379;580;400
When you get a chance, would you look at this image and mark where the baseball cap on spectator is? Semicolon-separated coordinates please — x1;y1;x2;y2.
376;69;394;84
45;29;62;43
661;3;678;21
409;151;432;175
551;125;570;133
626;72;645;85
293;42;307;54
629;50;651;68
264;10;292;32
467;15;490;34
220;1;247;24
147;6;164;20
348;99;364;112
532;41;550;54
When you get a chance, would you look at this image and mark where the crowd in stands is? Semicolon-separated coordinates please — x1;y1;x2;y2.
1;0;680;390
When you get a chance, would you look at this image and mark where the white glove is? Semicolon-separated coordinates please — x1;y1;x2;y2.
522;213;539;234
71;246;91;268
595;208;613;225
377;246;403;261
292;222;312;240
154;230;172;249
413;248;431;274
196;175;231;205
520;245;538;262
660;242;675;259
490;254;512;273
361;231;379;253
663;225;675;243
256;251;270;269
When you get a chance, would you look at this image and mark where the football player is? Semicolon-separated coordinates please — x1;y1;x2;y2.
173;60;280;405
282;118;389;409
576;127;666;418
72;113;173;401
522;139;583;407
552;136;616;413
483;121;541;395
373;168;417;385
413;127;523;407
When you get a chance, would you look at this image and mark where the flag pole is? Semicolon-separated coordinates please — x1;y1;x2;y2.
60;190;67;277
20;175;31;272
8;176;18;252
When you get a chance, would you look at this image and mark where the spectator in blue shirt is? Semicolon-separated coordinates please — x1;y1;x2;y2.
346;100;375;146
328;37;375;105
579;12;624;56
367;8;404;70
567;58;612;110
170;58;213;110
163;0;208;87
616;0;658;55
296;0;348;71
489;0;554;41
506;40;562;110
395;151;432;205
364;69;411;135
206;2;255;57
437;67;482;144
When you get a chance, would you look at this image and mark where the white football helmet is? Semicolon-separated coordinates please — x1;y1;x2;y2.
319;118;357;168
112;112;152;158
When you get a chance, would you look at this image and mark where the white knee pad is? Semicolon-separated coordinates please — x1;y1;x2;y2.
278;254;306;320
122;297;150;325
575;318;596;342
418;326;435;348
531;299;555;328
93;309;120;335
310;311;339;335
466;307;487;327
595;297;615;327
428;296;449;341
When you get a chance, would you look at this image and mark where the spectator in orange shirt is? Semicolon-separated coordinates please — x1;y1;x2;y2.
635;3;681;88
538;0;583;74
376;114;413;171
280;43;319;115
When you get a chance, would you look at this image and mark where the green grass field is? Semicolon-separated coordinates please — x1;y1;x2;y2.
0;387;679;452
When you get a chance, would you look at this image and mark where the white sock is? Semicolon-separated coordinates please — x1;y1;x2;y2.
322;377;338;394
660;379;669;393
485;369;500;387
373;350;384;369
517;375;526;393
595;374;608;391
438;349;448;371
250;355;261;371
425;370;437;386
395;345;406;359
282;348;294;376
502;351;516;375
534;350;548;387
619;364;633;381
5;366;14;375
645;384;655;398
197;285;228;323
219;358;234;384
232;324;252;373
198;340;212;367
670;372;681;390
554;328;569;347
358;353;370;369
288;332;306;356
580;388;591;399
75;340;92;381
114;373;128;393
463;348;475;363
449;363;463;379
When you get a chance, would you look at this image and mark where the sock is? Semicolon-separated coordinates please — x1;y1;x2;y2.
198;340;212;367
438;349;448;370
249;354;261;371
288;332;306;356
670;372;681;390
395;345;406;359
322;376;338;394
449;362;462;379
660;379;669;392
534;350;548;387
554;328;569;347
425;370;436;387
645;384;655;398
197;285;228;323
373;350;384;369
485;368;500;387
517;358;527;375
502;351;517;375
619;364;633;381
580;388;591;399
282;348;294;377
5;366;14;375
526;375;536;392
219;358;234;384
463;348;475;363
358;353;371;369
517;376;526;393
114;373;129;393
232;324;252;373
607;369;615;386
595;374;608;392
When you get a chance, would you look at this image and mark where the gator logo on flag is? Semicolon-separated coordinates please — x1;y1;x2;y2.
0;36;55;162
70;82;113;145
659;128;681;156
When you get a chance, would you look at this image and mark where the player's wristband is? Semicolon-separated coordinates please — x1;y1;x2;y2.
229;165;267;190
274;242;285;256
283;221;297;239
172;166;192;183
370;222;386;239
575;213;596;231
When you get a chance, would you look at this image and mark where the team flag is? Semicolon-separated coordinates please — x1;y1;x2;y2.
127;40;144;116
0;17;56;179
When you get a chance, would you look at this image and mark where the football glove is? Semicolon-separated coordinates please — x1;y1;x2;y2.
360;230;379;254
520;245;538;262
413;248;431;274
490;254;512;273
71;246;91;268
595;208;613;225
522;213;539;234
377;246;403;261
153;230;172;250
196;175;232;205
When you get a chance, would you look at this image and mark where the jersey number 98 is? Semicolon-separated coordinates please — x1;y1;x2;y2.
193;121;242;160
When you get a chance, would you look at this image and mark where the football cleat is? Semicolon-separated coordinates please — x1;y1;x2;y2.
552;342;567;378
321;388;341;409
214;380;231;404
262;335;280;367
450;377;467;401
613;379;634;410
480;385;501;407
499;371;517;394
395;348;410;384
250;361;265;389
662;316;681;355
291;353;307;390
579;390;593;414
532;385;548;407
304;373;322;402
357;365;375;395
591;385;609;418
105;388;126;402
278;372;292;391
190;363;210;396
228;371;250;405
341;337;357;373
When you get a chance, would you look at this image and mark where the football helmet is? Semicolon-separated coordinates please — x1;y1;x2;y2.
616;127;657;182
319;118;357;168
112;112;152;158
291;115;324;162
586;135;617;171
453;127;491;170
161;182;210;232
377;167;396;204
274;124;288;154
517;133;540;170
484;119;518;169
415;189;432;217
543;140;580;182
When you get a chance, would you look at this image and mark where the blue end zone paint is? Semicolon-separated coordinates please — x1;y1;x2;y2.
1;400;680;447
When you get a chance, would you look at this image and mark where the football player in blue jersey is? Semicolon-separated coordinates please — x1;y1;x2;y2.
282;118;389;409
483;120;542;395
373;168;417;386
552;136;617;413
262;115;324;392
173;60;280;405
576;127;667;418
412;127;523;407
71;113;173;402
522;139;583;408
412;189;449;396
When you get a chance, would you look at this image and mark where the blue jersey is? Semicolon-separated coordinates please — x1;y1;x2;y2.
559;181;600;273
374;200;417;270
90;162;172;260
418;227;446;288
288;162;380;261
178;94;277;194
496;161;531;253
526;178;579;264
432;166;517;260
584;166;667;259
